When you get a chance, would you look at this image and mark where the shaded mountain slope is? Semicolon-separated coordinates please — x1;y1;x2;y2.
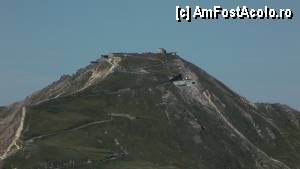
1;52;299;169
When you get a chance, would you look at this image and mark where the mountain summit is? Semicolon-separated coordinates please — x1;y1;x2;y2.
0;50;299;169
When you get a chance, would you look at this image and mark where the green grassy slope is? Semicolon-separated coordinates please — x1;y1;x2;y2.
3;53;300;169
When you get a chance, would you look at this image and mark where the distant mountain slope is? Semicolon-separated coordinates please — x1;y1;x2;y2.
1;51;299;169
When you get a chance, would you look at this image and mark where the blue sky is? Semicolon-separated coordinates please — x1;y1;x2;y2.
0;0;299;110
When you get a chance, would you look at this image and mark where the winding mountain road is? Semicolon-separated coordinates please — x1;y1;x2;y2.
0;106;26;160
25;118;113;144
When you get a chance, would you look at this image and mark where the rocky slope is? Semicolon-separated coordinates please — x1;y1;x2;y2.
0;51;299;169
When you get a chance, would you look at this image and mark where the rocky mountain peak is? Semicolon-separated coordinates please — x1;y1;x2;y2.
0;51;299;169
